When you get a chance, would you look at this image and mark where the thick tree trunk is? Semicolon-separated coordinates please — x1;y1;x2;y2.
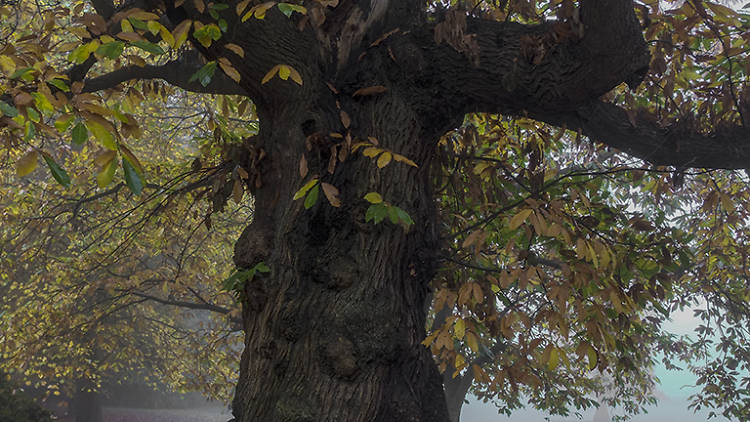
230;83;451;421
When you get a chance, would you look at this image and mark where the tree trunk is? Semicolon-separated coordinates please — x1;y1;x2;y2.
230;81;452;421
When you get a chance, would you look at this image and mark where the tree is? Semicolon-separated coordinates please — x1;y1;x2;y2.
1;0;750;421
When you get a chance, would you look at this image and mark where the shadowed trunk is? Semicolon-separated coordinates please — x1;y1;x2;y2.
229;83;453;420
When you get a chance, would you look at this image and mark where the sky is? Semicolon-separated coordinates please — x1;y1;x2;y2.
459;306;736;422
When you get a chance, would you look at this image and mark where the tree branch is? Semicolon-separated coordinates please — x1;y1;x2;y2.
82;54;246;95
536;100;750;170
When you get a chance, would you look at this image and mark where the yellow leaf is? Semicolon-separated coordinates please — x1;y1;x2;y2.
278;64;291;80
128;10;160;20
224;43;245;58
219;61;242;82
393;153;418;167
261;64;280;84
509;208;533;230
159;25;175;48
363;192;382;204
236;0;251;16
377;151;392;168
288;66;303;85
93;150;117;168
242;2;276;21
0;55;15;74
321;182;341;207
293;177;319;200
454;318;465;340
172;20;192;49
586;345;598;370
465;331;479;353
16;150;38;176
362;147;381;158
548;347;560;370
454;353;466;370
96;157;116;188
146;20;161;35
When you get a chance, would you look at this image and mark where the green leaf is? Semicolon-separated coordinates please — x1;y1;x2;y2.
127;17;148;30
293;178;319;200
253;262;270;273
304;184;319;209
47;79;70;92
96;41;125;59
193;24;222;48
277;3;307;17
97;157;117;188
10;67;34;80
24;121;35;141
41;152;71;188
365;203;388;224
188;61;218;87
364;192;383;204
0;101;18;117
72;122;88;145
55;115;75;132
130;41;164;55
388;205;399;224
393;206;414;226
26;107;40;123
123;158;143;194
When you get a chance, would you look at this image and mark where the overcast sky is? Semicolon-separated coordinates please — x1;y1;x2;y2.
460;306;736;422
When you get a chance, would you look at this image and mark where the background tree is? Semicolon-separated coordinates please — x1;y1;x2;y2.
1;0;749;421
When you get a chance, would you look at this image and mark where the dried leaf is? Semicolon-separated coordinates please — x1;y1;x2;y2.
321;182;341;207
352;85;387;97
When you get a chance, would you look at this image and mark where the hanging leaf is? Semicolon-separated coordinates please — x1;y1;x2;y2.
189;61;218;87
172;20;193;49
71;122;88;145
509;208;533;230
122;158;143;194
86;120;116;150
41;152;70;188
364;192;383;204
0;100;19;117
131;41;165;55
293;177;319;200
96;157;117;188
16;150;38;177
304;184;319;209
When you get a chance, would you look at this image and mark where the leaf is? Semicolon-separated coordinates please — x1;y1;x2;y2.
377;151;392;168
261;64;280;84
277;3;307;17
70;122;88;145
293;178;319;200
299;154;308;178
278;65;291;80
10;67;35;80
41;152;70;188
454;318;465;340
321;183;341;207
288;66;303;85
340;110;350;128
364;192;383;204
304;184;319;209
365;203;388;223
96;41;125;59
241;2;276;21
224;43;245;58
55;114;75;132
189;61;218;87
509;209;533;230
393;206;414;226
0;101;19;117
0;55;16;74
232;179;244;203
193;24;222;47
548;347;560;370
122;157;143;194
131;41;164;55
352;85;387;97
96;157;117;188
219;60;241;82
236;0;251;15
586;345;598;370
16;150;38;177
172;20;193;49
86;120;116;150
465;332;479;353
393;153;418;167
119;144;145;174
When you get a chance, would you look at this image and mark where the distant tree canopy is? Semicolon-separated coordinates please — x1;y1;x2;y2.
1;1;749;422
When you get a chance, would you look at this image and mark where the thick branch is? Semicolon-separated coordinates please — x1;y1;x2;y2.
82;54;246;95
538;101;750;170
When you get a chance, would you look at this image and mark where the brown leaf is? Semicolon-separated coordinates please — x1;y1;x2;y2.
321;182;341;207
299;154;308;178
340;110;350;128
352;85;387;97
